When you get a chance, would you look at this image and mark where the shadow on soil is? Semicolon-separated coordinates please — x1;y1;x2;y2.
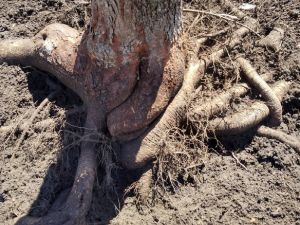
13;69;140;225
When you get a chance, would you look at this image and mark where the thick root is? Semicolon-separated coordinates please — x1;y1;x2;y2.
16;109;104;225
0;39;35;64
257;126;300;154
236;57;283;126
134;165;153;204
188;73;273;122
256;27;285;52
208;81;290;135
0;23;82;97
118;18;259;170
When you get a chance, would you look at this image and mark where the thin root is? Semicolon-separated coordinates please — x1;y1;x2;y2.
14;92;57;151
0;118;56;137
257;126;300;154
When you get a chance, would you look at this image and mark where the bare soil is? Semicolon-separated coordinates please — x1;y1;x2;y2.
0;0;299;225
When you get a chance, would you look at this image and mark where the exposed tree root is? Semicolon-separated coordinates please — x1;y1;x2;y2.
0;118;55;138
118;17;258;170
134;165;153;204
2;0;292;219
256;27;285;52
14;92;57;151
183;8;239;22
236;57;283;126
0;24;82;96
188;73;273;122
208;81;290;135
0;39;35;64
200;27;231;38
17;110;105;225
257;126;300;154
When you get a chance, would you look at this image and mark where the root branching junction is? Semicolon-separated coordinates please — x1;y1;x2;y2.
0;1;297;224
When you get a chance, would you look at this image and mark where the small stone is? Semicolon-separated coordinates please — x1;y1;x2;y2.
270;209;282;218
239;3;256;10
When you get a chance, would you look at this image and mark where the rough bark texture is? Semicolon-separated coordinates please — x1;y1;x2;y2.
0;0;184;142
0;1;185;224
75;0;185;141
117;18;258;169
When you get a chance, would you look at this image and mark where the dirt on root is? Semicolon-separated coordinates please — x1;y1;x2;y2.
0;0;299;225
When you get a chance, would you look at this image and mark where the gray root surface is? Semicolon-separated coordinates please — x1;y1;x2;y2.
208;81;290;135
0;119;56;140
14;92;57;150
0;39;35;64
118;18;258;170
134;166;153;203
236;57;283;126
188;73;273;122
257;126;300;154
256;27;285;52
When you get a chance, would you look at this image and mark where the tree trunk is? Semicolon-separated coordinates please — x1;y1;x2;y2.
3;1;185;224
0;0;185;141
75;0;185;140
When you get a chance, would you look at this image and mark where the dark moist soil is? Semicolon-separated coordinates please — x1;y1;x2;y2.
0;0;299;225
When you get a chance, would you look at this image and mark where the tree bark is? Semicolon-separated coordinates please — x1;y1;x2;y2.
4;1;186;224
0;0;185;141
75;0;185;140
